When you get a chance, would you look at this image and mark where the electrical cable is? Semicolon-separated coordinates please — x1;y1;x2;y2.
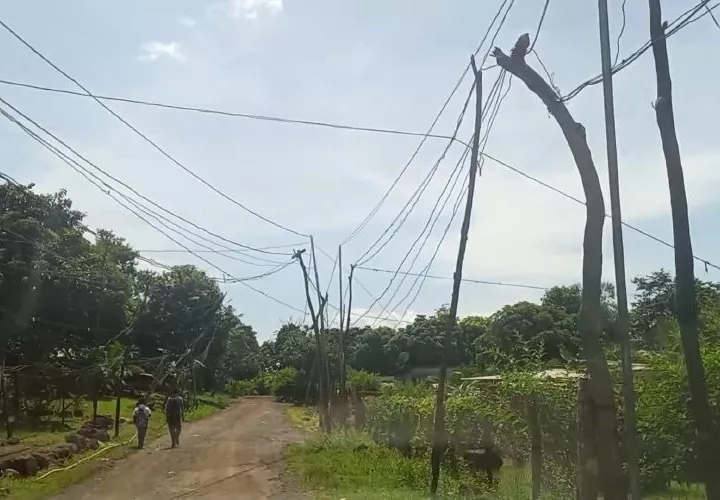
356;266;549;291
0;19;307;238
0;104;305;313
0;96;293;258
367;140;473;327
614;0;629;66
561;0;719;102
340;0;517;246
352;137;472;327
353;84;475;267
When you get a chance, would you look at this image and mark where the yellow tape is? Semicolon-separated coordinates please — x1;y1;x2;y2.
35;432;138;481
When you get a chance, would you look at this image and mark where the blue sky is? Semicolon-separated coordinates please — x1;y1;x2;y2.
1;0;719;341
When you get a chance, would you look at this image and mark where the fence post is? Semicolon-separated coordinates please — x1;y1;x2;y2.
527;393;542;499
577;379;599;499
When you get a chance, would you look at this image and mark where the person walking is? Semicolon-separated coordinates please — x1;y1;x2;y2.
132;397;152;449
164;390;184;448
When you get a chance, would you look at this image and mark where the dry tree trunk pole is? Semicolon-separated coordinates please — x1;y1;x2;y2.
310;237;333;427
596;1;640;497
294;248;331;433
429;55;483;497
648;3;720;498
493;36;626;500
577;379;599;500
337;245;348;428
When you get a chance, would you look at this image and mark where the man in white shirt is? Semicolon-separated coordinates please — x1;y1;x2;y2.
132;397;152;449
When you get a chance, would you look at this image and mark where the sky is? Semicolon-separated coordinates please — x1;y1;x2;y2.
1;0;719;341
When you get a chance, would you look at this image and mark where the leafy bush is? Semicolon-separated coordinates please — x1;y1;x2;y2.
363;349;720;497
225;379;256;397
224;367;306;402
347;369;381;393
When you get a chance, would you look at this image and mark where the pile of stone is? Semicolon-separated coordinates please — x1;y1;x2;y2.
0;414;113;478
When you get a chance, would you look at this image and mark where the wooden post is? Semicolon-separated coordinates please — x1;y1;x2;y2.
294;248;331;433
597;1;639;497
337;245;348;427
492;37;625;500
527;394;542;499
429;55;483;497
648;2;720;497
310;237;332;427
577;379;599;500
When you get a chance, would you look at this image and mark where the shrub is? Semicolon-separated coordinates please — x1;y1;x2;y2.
347;369;381;393
225;379;256;397
362;349;720;497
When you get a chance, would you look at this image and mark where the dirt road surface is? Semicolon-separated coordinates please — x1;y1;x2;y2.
52;397;303;500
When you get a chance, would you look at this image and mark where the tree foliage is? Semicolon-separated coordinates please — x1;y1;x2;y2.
0;183;262;417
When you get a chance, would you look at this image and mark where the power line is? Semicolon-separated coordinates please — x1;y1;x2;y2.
705;0;720;29
528;0;551;53
368;153;471;328
480;152;720;273
561;0;719;102
614;0;629;66
354;85;475;267
352;133;473;327
383;184;470;328
1;120;295;285
0;19;307;239
0;96;292;258
0;102;305;313
136;243;303;253
340;0;517;246
356;266;549;291
0;78;475;145
370;68;513;327
0;171;20;185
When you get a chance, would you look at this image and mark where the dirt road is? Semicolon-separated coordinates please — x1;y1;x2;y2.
52;397;303;500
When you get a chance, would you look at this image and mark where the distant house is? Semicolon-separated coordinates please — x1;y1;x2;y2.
393;366;461;382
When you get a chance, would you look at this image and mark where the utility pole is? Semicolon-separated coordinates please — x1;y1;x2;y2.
309;237;332;426
429;55;482;497
597;1;639;498
337;245;348;425
345;265;355;336
293;247;331;432
648;1;720;497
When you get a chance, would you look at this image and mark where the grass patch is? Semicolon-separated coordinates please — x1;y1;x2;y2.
286;432;509;499
1;393;229;500
287;433;707;500
285;405;319;432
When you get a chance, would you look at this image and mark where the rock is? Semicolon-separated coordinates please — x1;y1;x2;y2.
48;443;76;460
6;437;20;445
0;455;38;477
24;456;38;476
31;453;50;470
78;425;109;442
85;438;99;450
92;415;113;429
65;434;88;451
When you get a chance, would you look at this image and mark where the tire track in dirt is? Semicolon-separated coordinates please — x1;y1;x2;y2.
51;397;303;500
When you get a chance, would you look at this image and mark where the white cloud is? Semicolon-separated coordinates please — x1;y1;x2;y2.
137;41;187;63
178;16;197;28
228;0;283;20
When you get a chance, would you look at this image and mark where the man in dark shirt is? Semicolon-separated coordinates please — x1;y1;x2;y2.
164;390;184;448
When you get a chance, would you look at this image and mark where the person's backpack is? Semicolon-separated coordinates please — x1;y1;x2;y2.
134;405;149;428
166;395;182;419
